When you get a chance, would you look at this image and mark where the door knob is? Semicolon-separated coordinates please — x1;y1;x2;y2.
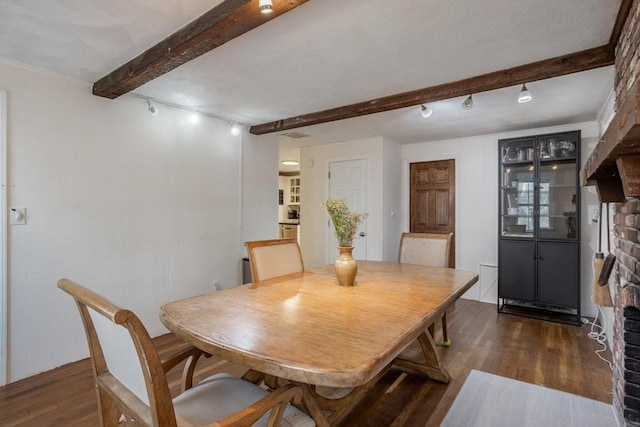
359;232;365;237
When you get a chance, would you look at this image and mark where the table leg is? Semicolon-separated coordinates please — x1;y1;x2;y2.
298;383;331;427
392;330;451;383
241;369;265;384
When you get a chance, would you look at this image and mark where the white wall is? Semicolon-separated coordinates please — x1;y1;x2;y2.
382;137;403;261
241;132;280;252
402;121;602;315
0;90;7;386
0;61;256;382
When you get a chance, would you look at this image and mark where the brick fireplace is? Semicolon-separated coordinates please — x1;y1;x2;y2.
613;201;640;425
581;0;640;425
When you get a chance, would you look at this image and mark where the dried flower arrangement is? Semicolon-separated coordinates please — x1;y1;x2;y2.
322;199;368;248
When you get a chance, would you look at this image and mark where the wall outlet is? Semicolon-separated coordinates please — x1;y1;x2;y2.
212;279;221;291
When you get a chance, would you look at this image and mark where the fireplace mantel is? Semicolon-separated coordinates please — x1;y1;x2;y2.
580;80;640;202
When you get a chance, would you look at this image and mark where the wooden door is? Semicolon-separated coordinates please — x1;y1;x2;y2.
410;160;455;266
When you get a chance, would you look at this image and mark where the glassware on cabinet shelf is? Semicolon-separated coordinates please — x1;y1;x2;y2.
538;136;577;161
503;146;535;163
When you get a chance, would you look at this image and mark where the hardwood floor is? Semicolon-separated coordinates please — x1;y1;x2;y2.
0;300;613;426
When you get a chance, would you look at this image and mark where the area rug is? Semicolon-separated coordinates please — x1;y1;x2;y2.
441;370;617;427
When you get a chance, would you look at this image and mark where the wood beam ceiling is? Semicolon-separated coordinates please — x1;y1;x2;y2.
92;0;308;99
250;45;615;135
250;0;631;135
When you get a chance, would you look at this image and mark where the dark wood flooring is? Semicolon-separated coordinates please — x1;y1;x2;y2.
0;300;613;426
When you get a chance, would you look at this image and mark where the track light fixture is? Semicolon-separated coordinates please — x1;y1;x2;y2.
259;0;273;14
138;95;246;131
518;83;532;103
420;104;432;118
462;94;473;110
146;99;158;116
230;123;241;136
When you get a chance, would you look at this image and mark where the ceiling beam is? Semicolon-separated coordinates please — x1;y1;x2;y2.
250;45;615;135
93;0;308;99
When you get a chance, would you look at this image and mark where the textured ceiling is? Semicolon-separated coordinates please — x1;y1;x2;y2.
0;0;620;154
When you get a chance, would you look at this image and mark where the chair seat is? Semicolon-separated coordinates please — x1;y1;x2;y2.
173;373;314;427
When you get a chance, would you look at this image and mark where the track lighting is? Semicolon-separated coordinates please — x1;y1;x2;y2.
259;0;273;14
518;83;532;103
420;104;432;118
138;95;246;131
462;94;473;110
146;99;158;116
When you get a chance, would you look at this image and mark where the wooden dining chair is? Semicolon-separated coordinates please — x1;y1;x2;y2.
244;238;304;282
57;278;315;427
398;232;454;346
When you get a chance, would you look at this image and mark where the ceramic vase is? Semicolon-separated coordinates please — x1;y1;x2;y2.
334;246;357;286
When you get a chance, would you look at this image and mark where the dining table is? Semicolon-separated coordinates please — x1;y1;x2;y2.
160;260;478;426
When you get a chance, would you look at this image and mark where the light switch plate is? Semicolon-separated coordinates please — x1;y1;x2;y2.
10;207;26;225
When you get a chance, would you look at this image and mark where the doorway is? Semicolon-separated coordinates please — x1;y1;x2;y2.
328;158;368;261
410;159;456;266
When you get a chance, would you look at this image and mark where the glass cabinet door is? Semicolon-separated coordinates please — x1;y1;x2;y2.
538;162;577;240
537;133;578;240
500;138;535;238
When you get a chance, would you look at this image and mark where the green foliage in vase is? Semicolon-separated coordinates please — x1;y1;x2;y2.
322;199;368;247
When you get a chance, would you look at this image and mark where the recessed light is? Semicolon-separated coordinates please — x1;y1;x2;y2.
282;160;300;166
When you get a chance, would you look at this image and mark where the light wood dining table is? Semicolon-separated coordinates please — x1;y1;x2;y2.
160;260;478;426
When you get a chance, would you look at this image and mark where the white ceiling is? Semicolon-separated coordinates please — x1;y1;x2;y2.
0;0;619;158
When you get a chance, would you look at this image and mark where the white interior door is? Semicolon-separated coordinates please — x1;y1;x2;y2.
328;159;367;261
